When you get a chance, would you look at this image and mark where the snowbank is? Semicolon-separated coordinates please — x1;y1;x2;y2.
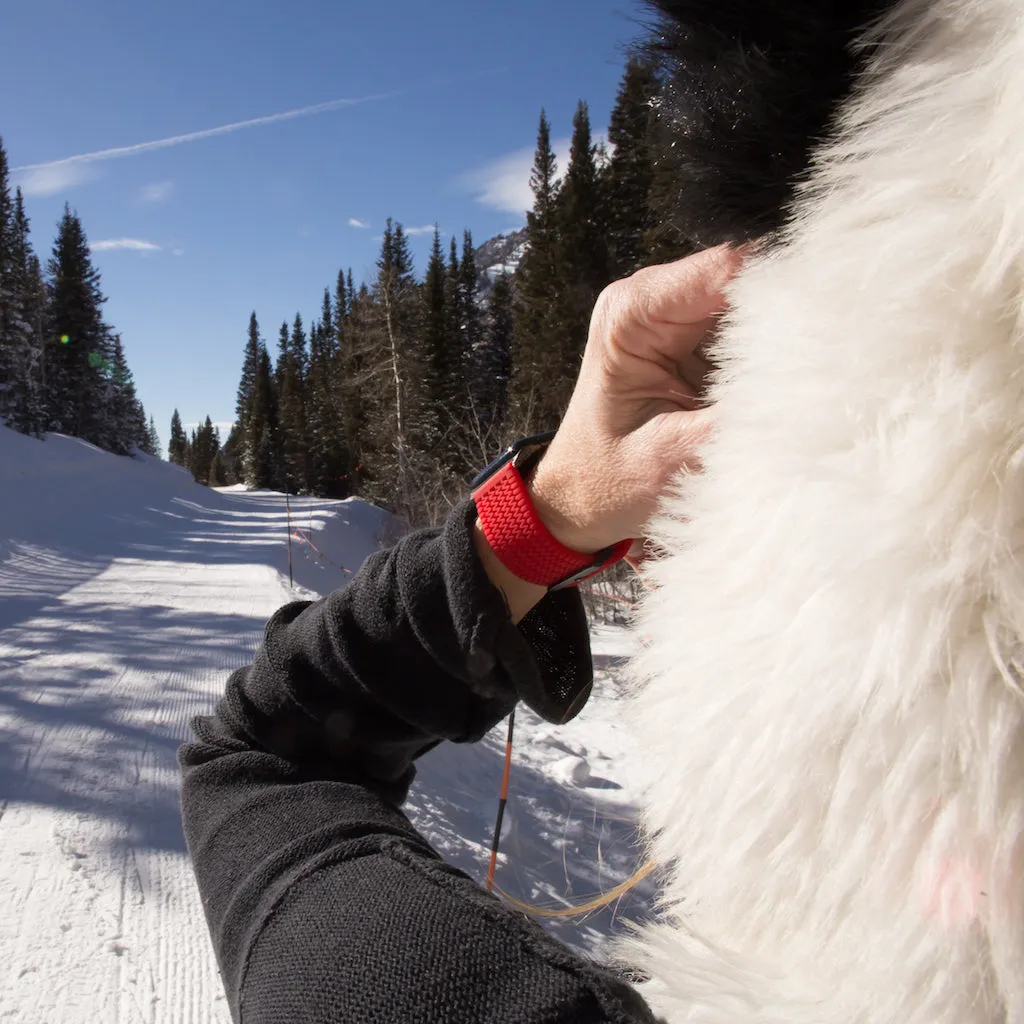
0;427;394;625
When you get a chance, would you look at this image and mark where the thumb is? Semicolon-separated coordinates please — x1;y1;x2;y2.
653;404;717;483
673;404;716;456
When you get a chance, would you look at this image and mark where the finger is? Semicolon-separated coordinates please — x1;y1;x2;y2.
635;244;746;327
641;312;719;390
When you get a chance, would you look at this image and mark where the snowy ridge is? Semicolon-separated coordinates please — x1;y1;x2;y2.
474;226;528;296
0;424;651;1022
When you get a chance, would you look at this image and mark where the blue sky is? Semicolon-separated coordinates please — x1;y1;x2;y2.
2;0;647;451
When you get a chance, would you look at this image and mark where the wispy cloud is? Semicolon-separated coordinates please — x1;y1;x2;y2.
140;180;174;203
90;238;161;253
459;146;535;215
13;92;389;196
404;225;438;236
17;162;99;198
348;217;369;229
460;136;601;215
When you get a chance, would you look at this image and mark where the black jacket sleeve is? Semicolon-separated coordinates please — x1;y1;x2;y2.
179;500;658;1024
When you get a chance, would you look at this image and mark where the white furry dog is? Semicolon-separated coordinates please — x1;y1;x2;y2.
628;0;1024;1020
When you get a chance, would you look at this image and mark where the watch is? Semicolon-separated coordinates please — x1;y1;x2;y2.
471;432;633;591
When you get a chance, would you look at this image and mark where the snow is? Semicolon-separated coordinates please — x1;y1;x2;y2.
0;424;652;1022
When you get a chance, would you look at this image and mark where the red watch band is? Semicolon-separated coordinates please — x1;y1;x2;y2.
473;459;632;590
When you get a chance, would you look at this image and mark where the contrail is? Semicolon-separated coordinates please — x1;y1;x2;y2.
13;93;390;172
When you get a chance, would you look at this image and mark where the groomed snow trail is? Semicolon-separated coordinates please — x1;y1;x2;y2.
0;430;389;1024
0;558;289;1024
0;429;654;1022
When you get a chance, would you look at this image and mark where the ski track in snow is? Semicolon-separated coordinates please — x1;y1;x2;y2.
0;429;654;1022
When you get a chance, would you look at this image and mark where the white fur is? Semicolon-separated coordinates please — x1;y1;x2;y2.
625;1;1024;1021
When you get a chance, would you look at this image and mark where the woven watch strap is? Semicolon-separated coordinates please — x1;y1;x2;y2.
473;460;631;589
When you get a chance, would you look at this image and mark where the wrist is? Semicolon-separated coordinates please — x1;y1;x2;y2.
527;454;605;554
473;518;547;625
471;434;633;591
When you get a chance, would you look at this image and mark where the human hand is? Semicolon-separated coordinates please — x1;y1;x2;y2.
529;245;745;554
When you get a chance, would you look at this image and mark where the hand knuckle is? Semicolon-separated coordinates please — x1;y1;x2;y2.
597;278;624;309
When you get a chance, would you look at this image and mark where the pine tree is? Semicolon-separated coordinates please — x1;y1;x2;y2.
169;409;188;465
0;137;16;422
444;237;460;347
106;335;147;454
334;269;348;324
555;100;609;397
190;415;220;484
360;219;421;511
276;314;308;492
143;415;161;457
604;57;659;278
272;321;287;383
22;251;48;434
45;205;114;445
2;188;45;434
245;346;278;489
234;312;262;474
336;280;372;496
419;227;448;448
209;448;228;486
457;229;481;387
445;230;484;467
307;312;328;493
308;287;352;496
471;272;514;443
186;427;197;476
320;290;334;360
290;311;309;383
220;423;243;484
330;269;361;492
512;110;566;431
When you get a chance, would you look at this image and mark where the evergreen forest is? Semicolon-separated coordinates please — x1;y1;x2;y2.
1;51;699;527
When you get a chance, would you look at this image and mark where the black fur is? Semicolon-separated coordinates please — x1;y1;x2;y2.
644;0;900;246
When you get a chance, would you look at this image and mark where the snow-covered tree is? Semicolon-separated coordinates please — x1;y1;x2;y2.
0;138;16;421
1;189;46;434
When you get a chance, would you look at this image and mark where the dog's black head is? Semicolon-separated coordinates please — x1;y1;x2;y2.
644;0;900;246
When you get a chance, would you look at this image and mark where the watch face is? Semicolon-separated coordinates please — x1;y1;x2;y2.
470;446;517;490
470;431;556;490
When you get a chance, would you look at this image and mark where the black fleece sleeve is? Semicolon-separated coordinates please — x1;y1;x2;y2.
178;500;657;1024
